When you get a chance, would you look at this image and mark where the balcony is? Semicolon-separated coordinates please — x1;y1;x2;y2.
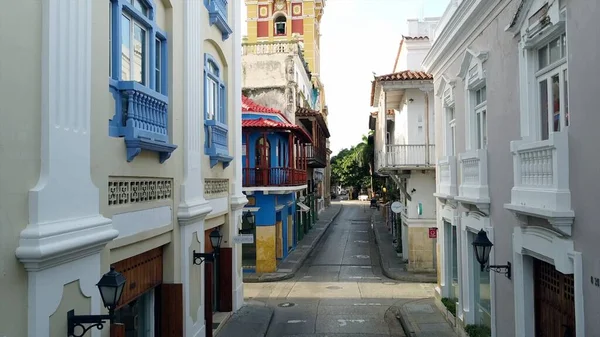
380;144;435;170
205;0;232;40
504;131;574;235
243;167;308;188
456;149;490;211
306;144;327;168
110;81;177;163
435;156;457;200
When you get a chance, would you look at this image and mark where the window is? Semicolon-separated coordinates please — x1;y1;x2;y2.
108;0;175;163
447;107;456;156
474;86;487;149
204;54;232;167
275;16;287;36
536;33;568;140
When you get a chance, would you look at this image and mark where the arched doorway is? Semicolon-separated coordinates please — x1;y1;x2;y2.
255;136;270;185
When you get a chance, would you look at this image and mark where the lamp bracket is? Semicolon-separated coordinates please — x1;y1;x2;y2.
238;228;253;235
67;310;112;337
487;261;511;280
193;250;215;266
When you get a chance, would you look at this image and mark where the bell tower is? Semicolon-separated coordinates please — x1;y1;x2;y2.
245;0;325;77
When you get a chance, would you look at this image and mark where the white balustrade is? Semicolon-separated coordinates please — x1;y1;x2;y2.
384;144;435;168
458;149;489;203
437;156;457;197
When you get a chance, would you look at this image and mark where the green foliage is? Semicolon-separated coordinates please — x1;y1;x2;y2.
441;298;457;316
464;324;492;337
331;133;376;190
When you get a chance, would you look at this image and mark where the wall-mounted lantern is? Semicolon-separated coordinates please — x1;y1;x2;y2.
193;228;223;266
67;267;126;337
472;229;511;279
239;210;256;235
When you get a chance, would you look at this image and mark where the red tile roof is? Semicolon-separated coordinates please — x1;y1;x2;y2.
242;95;280;113
377;70;433;81
295;107;331;138
370;71;433;106
242;118;312;142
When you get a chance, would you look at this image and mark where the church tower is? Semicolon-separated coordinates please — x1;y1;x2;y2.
245;0;325;77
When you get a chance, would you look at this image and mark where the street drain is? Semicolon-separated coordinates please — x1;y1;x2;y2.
326;286;342;290
383;282;397;285
278;302;296;307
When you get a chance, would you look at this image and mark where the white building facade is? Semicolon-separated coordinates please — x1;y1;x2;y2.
1;0;246;336
424;0;591;335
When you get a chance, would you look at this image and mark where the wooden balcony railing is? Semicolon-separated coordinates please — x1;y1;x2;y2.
305;144;327;167
243;167;307;187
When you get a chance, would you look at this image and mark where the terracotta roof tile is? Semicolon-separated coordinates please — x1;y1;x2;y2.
377;70;433;81
242;95;280;113
295;106;331;138
404;35;429;40
242;118;311;142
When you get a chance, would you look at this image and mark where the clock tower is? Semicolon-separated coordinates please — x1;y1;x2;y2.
244;0;325;77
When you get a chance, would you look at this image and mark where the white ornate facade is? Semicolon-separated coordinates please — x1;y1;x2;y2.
1;0;245;336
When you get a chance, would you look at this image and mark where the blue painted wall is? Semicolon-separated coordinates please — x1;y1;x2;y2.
242;132;291;169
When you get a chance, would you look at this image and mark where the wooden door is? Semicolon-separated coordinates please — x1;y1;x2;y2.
218;248;233;312
160;284;183;337
534;259;575;337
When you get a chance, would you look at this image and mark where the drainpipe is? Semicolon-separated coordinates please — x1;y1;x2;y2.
424;91;430;165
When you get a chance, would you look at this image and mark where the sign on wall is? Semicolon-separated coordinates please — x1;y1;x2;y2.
428;227;438;239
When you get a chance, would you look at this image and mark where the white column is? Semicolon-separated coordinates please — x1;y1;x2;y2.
178;1;213;336
230;0;248;311
15;0;118;335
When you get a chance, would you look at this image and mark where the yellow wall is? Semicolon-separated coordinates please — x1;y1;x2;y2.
256;225;277;273
407;227;436;272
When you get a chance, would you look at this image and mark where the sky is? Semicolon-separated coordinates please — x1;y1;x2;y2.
241;0;450;156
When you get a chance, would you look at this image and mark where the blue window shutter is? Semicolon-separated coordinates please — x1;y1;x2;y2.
219;83;226;125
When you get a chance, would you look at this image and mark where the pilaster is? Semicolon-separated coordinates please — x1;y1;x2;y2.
15;0;117;272
179;1;213;335
15;1;118;335
230;0;247;311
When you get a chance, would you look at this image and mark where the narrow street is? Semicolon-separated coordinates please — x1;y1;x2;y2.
244;201;436;337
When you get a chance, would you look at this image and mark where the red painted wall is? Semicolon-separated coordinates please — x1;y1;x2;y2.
257;21;269;37
292;19;303;35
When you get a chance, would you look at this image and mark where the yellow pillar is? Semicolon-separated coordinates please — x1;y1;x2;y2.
256;225;277;273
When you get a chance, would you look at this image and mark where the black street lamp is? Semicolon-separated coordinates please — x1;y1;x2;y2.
193;228;223;266
239;210;256;235
67;267;127;337
472;229;511;279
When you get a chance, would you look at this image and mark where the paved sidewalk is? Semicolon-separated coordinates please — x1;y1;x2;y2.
371;209;437;283
398;298;457;337
217;301;274;337
243;203;343;282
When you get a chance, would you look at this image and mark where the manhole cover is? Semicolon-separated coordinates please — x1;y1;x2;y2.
326;286;342;290
278;302;296;307
383;282;397;285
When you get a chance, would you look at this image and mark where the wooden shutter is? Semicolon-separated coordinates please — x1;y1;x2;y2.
160;283;183;337
110;324;125;337
219;248;233;312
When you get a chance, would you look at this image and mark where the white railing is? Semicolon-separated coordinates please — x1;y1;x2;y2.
508;131;572;213
437;156;457;197
458;149;489;202
384;144;436;168
242;41;300;55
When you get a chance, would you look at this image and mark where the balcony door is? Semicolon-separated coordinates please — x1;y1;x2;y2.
256;137;270;185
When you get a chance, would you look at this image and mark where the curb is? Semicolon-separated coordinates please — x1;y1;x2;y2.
244;204;344;283
396;301;419;337
371;213;437;283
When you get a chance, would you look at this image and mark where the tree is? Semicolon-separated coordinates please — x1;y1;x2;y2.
330;133;377;195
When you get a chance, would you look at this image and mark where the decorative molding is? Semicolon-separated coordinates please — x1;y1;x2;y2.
204;179;229;199
15;0;118;272
108;177;173;206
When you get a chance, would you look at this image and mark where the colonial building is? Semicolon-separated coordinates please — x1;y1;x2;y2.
243;0;331;220
2;0;245;336
241;96;311;273
423;0;591;335
369;18;439;273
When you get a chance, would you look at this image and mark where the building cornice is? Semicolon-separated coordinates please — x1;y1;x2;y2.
422;0;501;74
